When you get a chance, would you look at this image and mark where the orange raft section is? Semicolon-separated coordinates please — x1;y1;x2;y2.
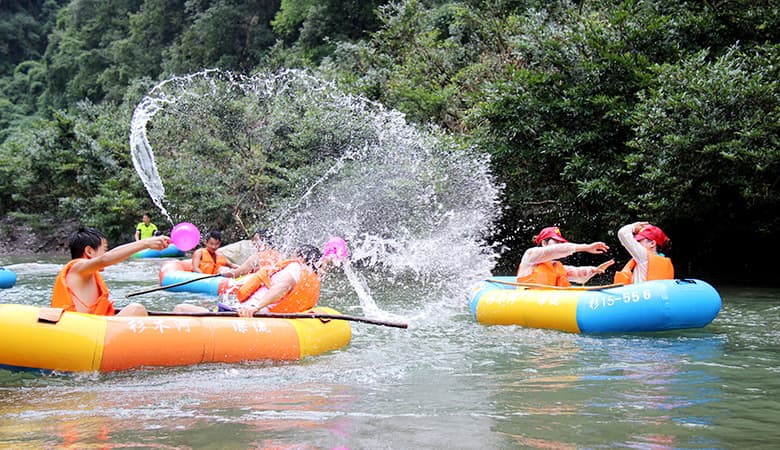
0;304;351;373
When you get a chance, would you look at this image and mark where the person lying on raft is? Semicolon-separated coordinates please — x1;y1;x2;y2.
225;229;282;278
51;226;170;316
516;226;614;287
175;245;332;315
613;222;674;284
191;230;239;275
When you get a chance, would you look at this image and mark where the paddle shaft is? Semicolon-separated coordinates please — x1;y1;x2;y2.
125;274;222;298
139;310;408;329
487;278;624;291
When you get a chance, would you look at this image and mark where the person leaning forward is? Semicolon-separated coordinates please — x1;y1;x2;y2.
516;226;614;287
51;226;170;316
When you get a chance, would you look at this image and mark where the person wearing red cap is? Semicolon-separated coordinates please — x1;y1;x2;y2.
613;222;674;284
516;226;614;287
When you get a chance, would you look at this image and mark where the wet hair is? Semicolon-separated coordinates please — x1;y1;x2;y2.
294;245;322;272
205;230;222;242
69;226;106;259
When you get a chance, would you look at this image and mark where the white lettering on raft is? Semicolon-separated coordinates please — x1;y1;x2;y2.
125;318;269;334
589;289;654;310
127;318;191;334
232;320;271;334
127;319;146;333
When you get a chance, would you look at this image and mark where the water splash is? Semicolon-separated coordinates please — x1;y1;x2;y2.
129;69;502;320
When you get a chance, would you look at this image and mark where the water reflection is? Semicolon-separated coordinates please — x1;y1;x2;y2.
481;331;726;449
0;373;361;448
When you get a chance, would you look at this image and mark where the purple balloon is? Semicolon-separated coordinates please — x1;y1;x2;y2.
171;222;201;251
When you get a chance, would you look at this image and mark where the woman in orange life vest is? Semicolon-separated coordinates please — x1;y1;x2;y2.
516;226;615;287
226;229;282;278
613;222;674;284
191;230;239;275
51;226;171;316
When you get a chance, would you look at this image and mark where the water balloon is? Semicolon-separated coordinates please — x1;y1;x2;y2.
171;222;201;251
322;236;349;260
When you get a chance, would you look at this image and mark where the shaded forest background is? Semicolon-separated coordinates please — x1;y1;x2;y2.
0;0;778;284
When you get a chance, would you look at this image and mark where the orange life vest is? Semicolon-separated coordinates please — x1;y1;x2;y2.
236;259;321;312
51;259;115;315
194;249;228;274
613;252;674;284
254;248;283;270
516;260;571;287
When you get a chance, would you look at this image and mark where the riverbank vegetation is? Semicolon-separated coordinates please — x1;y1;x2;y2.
1;0;777;283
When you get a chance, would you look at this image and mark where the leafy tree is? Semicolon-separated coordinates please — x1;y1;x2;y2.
0;101;150;242
272;0;383;62
42;0;144;107
164;0;280;74
622;46;780;279
0;0;66;76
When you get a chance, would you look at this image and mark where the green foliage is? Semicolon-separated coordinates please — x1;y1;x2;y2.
164;0;279;74
0;0;66;76
0;101;150;243
625;45;779;230
272;0;383;63
0;0;779;281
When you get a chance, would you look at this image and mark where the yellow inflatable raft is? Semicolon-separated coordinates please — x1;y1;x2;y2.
0;304;351;373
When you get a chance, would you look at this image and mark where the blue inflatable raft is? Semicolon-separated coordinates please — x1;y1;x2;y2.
0;268;16;289
469;277;721;333
158;260;228;296
131;243;186;259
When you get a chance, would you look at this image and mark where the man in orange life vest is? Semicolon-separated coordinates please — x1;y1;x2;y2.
192;230;239;275
516;226;614;287
51;226;171;316
613;222;674;284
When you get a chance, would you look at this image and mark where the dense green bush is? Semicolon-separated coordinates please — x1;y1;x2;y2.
0;0;778;281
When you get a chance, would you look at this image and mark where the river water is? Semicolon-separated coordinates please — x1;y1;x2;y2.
0;256;778;449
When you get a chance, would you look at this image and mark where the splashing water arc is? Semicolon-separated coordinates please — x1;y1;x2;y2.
129;69;502;311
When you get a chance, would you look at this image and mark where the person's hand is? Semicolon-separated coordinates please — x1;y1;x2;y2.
218;267;235;277
632;221;650;234
238;305;258;318
146;235;171;250
594;259;615;273
584;242;609;254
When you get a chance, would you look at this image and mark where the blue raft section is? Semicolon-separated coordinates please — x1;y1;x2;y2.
130;243;186;259
469;277;722;333
160;270;228;296
0;268;16;289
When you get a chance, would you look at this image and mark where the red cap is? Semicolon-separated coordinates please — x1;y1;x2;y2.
634;225;669;247
535;227;569;245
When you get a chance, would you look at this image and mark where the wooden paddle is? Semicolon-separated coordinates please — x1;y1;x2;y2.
486;278;624;291
141;310;409;329
125;273;222;298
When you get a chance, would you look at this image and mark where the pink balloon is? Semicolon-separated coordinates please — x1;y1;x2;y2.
322;236;349;260
171;222;201;251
